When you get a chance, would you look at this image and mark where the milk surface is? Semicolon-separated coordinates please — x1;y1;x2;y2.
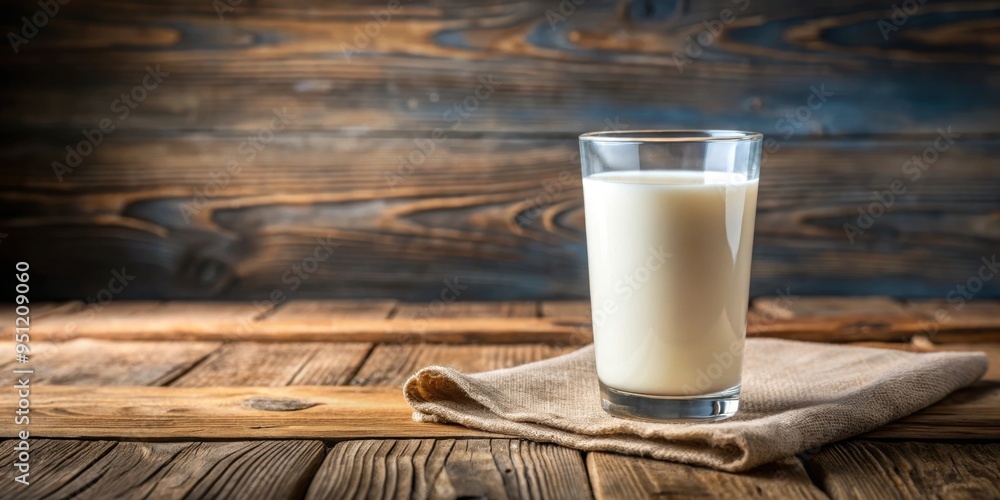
582;170;758;396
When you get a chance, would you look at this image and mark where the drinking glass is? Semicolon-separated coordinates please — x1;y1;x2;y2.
579;130;762;420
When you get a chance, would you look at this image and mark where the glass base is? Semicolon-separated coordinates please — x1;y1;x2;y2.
600;382;741;422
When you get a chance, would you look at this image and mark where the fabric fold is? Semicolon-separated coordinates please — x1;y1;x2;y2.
404;338;987;471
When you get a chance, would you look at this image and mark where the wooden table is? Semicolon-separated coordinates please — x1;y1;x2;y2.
2;297;999;499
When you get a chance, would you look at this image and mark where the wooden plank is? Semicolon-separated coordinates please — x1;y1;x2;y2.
3;137;1000;302
541;301;591;321
393;301;538;319
351;344;577;386
0;385;499;440
0;439;116;499
306;439;593;500
4;384;996;441
863;382;1000;440
262;299;397;322
33;313;591;344
804;441;1000;499
0;301;81;334
748;297;1000;343
2;439;325;500
587;453;825;499
906;300;1000;335
26;298;1000;343
1;1;996;135
31;302;266;341
0;339;220;386
172;342;372;386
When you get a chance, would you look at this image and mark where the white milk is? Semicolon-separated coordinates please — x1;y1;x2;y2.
582;170;758;396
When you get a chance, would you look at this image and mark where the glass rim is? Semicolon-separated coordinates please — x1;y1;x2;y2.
579;129;763;143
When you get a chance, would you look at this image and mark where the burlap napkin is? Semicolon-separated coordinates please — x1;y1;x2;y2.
403;338;987;472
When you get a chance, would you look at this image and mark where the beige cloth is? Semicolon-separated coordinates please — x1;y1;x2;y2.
404;338;987;471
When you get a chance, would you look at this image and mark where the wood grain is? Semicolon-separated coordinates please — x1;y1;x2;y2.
24;298;1000;343
0;301;81;335
0;385;499;440
171;341;372;386
541;301;592;321
30;301;266;341
351;344;577;386
0;339;220;386
306;439;593;500
1;1;996;134
2;136;1000;301
905;299;1000;336
1;0;999;301
393;301;538;319
3;383;996;440
805;441;1000;499
264;299;398;322
1;439;325;500
29;301;591;343
748;297;1000;343
587;453;825;499
0;439;116;499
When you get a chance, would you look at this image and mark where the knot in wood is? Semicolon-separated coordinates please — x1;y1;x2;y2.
241;397;318;412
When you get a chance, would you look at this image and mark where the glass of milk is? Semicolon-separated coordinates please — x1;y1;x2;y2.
580;130;762;421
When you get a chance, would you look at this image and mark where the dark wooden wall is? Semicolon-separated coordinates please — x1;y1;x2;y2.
0;0;998;301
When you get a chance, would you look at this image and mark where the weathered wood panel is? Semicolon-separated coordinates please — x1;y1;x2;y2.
1;1;997;135
2;137;999;300
587;453;825;499
171;342;372;386
0;439;325;500
749;296;1000;342
351;344;577;386
0;0;997;301
3;383;996;440
805;441;1000;499
0;339;220;386
27;301;266;341
393;301;538;319
18;298;1000;343
0;440;117;499
306;439;593;499
0;385;499;440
